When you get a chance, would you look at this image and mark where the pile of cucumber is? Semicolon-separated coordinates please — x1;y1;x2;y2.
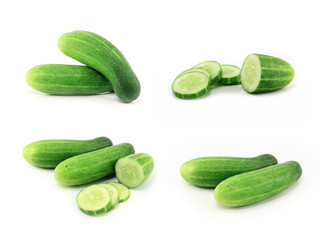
172;54;295;99
180;154;302;207
23;137;154;215
26;31;141;103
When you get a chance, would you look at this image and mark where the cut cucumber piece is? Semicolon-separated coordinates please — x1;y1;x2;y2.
172;71;210;99
241;54;295;93
111;182;130;202
76;185;111;216
193;61;222;85
115;153;154;188
177;68;211;80
98;183;119;210
219;65;241;85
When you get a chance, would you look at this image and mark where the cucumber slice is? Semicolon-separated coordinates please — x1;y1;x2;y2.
111;182;130;202
98;183;119;210
177;68;211;79
219;65;241;85
115;153;154;188
76;185;111;216
172;71;210;99
241;54;295;93
193;61;222;85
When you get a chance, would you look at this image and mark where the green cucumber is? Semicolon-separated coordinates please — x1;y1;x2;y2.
172;71;210;99
177;68;211;80
26;64;113;95
115;153;154;188
58;30;140;103
180;154;278;188
214;161;302;207
23;137;112;168
98;183;119;210
241;54;295;93
111;182;130;202
77;184;112;216
193;61;222;85
219;65;241;85
54;143;135;186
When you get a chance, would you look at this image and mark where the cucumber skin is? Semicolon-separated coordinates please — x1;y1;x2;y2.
26;64;113;95
214;161;302;207
242;54;295;93
54;143;135;186
58;31;140;102
180;154;278;188
23;137;112;168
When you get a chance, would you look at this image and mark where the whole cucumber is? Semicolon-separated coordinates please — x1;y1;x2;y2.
23;137;112;168
214;161;302;207
180;154;278;188
58;30;141;102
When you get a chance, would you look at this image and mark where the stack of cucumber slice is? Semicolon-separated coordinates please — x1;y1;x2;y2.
172;54;295;99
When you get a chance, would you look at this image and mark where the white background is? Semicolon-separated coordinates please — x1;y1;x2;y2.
0;0;319;239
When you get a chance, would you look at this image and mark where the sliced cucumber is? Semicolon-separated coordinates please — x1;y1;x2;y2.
193;61;222;85
76;185;111;216
172;71;210;99
177;68;211;80
111;182;130;202
241;54;295;93
98;183;119;210
219;65;241;85
115;153;154;188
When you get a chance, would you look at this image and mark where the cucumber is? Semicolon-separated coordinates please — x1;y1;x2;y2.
76;184;112;216
172;71;210;99
111;182;130;202
54;143;135;186
115;153;154;188
26;64;113;95
58;30;140;103
219;65;241;85
193;61;222;85
177;68;211;80
23;137;112;168
241;54;295;93
214;161;302;207
98;183;119;210
180;154;278;188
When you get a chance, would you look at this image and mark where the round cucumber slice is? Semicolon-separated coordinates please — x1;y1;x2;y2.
98;183;119;210
177;68;211;79
76;185;111;216
172;72;210;99
220;65;241;85
111;182;130;202
115;153;154;188
193;61;222;85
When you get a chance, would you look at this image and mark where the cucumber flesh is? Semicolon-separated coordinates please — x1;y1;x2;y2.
220;65;241;85
172;72;210;99
193;61;222;85
76;185;111;216
98;183;119;210
177;68;211;80
240;54;261;92
111;182;130;202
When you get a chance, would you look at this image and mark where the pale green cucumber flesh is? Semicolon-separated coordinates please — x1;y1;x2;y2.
241;54;295;93
115;153;154;188
219;65;241;85
76;185;111;215
172;72;210;99
23;137;112;168
111;182;130;202
214;161;302;207
98;183;119;210
177;68;211;79
26;64;113;95
193;61;222;85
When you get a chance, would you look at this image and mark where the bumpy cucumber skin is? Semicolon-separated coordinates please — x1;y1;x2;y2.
214;161;302;207
180;154;278;188
111;182;130;202
26;64;113;95
242;54;295;93
58;31;140;102
219;65;241;85
23;137;112;168
54;143;135;186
